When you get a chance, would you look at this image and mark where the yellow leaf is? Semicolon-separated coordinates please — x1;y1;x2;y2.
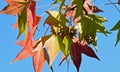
44;35;60;66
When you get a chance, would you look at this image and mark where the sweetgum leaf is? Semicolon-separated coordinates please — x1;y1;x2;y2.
81;45;100;60
44;35;60;66
110;20;120;46
70;43;99;72
17;4;27;39
79;14;109;50
92;6;103;13
110;20;120;31
87;4;103;13
71;43;82;72
0;0;26;15
32;45;46;72
115;30;120;46
62;35;72;56
28;1;37;27
11;32;33;63
44;11;68;27
56;35;66;55
72;0;84;18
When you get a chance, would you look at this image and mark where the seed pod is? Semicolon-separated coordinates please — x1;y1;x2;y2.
85;33;94;44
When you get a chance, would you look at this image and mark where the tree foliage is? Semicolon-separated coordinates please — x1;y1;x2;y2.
0;0;120;72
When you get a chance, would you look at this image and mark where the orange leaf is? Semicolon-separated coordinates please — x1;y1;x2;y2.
0;0;26;15
11;32;33;63
33;48;46;72
15;40;25;46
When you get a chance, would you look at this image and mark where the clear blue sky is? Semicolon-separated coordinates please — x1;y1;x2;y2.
0;0;120;72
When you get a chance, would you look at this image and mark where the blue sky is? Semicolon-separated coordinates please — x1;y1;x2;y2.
0;0;120;72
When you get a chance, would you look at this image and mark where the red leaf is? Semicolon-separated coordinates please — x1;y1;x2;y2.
70;42;100;72
81;45;100;60
28;1;37;27
71;43;82;72
84;0;103;13
87;4;103;13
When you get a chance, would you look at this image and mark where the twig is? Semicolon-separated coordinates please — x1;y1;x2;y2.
44;26;50;36
40;5;59;17
37;4;55;9
108;0;120;13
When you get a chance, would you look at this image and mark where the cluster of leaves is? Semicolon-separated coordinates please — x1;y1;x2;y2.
0;0;120;72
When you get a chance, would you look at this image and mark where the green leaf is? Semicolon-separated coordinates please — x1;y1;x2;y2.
92;37;98;51
62;35;73;56
56;35;65;54
17;3;27;39
110;20;120;46
79;14;109;50
110;20;120;31
44;11;68;27
96;22;111;36
53;0;63;4
115;30;120;46
72;0;84;18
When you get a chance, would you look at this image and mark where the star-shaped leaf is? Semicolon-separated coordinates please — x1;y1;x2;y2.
0;0;27;15
44;35;61;66
71;43;99;72
78;14;109;51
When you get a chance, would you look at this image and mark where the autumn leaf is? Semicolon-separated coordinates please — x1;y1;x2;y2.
81;45;100;60
110;20;120;46
28;1;37;27
15;40;25;46
5;0;28;2
83;0;103;14
32;39;45;72
87;4;103;13
0;0;27;15
33;48;46;72
44;35;61;66
71;43;82;72
11;32;33;63
70;43;99;72
33;35;51;52
13;35;48;72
